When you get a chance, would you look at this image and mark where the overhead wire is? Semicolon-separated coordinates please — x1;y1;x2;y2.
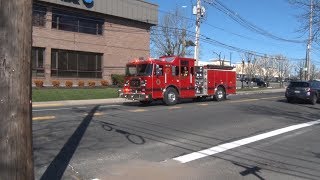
32;1;306;62
204;0;307;44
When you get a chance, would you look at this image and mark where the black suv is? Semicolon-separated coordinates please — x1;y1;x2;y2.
285;80;320;105
251;78;267;87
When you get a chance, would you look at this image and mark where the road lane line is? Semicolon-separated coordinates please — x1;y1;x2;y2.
173;119;320;163
229;99;260;103
32;107;87;112
128;109;147;112
32;104;64;108
260;96;283;100
100;105;121;108
32;116;55;121
229;96;282;103
84;112;105;116
168;106;182;109
198;103;208;106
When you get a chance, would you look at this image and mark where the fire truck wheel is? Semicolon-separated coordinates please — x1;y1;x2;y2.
214;87;226;101
164;87;178;105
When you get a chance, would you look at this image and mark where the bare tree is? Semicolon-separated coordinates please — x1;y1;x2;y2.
289;0;320;42
310;63;320;79
293;60;305;80
243;52;260;87
274;55;292;87
256;55;275;83
151;8;194;57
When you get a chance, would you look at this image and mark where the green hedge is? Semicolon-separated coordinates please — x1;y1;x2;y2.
111;74;125;86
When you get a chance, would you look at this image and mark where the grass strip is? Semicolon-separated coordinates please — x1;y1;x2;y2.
32;88;119;102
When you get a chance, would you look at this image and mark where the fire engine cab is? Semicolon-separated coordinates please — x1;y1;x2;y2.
119;56;236;105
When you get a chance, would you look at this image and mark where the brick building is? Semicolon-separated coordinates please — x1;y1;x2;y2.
32;0;158;85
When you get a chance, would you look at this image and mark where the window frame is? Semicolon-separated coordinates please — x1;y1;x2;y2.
51;49;103;78
32;4;47;27
32;47;45;77
52;8;104;35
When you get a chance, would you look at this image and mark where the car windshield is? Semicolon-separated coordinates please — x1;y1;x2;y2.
289;82;309;88
125;64;153;76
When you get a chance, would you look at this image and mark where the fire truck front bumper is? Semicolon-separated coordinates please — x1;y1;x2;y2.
119;92;150;101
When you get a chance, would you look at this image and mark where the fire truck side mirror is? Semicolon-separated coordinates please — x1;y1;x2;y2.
155;65;162;76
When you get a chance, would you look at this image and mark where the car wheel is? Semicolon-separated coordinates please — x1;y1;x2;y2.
310;95;318;105
214;87;226;101
163;87;178;106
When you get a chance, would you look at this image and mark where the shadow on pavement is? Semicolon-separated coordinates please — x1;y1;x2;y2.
95;120;145;145
40;105;100;180
233;162;264;180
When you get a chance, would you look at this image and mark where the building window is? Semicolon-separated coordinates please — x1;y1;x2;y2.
52;9;104;35
32;4;46;27
32;47;45;77
51;49;102;78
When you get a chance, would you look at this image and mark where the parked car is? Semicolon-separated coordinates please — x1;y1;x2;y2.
285;80;320;105
251;78;267;87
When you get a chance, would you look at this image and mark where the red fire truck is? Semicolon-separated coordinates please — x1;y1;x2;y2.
119;56;236;105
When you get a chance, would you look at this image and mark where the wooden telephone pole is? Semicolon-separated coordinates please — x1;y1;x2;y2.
0;1;34;179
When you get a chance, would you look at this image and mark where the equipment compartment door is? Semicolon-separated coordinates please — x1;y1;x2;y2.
179;60;195;98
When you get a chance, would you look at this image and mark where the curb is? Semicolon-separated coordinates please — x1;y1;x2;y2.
235;88;285;95
32;89;285;108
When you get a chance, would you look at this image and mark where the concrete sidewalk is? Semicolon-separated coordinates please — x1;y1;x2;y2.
32;88;285;107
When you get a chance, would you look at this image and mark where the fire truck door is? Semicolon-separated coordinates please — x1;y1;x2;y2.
152;64;165;99
179;60;194;98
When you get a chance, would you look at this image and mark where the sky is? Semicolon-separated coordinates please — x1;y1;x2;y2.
148;0;320;66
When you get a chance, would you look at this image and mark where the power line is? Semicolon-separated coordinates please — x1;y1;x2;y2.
152;25;304;61
204;0;306;43
32;1;308;62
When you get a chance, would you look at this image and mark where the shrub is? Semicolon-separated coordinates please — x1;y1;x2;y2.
34;80;44;88
65;81;73;88
88;81;96;87
111;74;125;86
78;81;85;87
52;80;60;87
100;80;109;87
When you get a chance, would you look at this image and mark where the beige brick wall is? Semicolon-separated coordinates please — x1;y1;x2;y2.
32;5;152;86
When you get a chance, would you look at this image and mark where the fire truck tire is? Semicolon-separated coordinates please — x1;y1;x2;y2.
214;87;226;101
163;87;179;105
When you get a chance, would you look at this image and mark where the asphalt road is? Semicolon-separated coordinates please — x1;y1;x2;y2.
32;92;320;180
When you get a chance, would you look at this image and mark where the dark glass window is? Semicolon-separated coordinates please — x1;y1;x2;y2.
33;5;46;27
32;47;45;77
52;9;104;35
172;66;179;76
51;49;102;78
289;82;310;88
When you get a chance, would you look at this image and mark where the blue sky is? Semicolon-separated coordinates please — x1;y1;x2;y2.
148;0;320;66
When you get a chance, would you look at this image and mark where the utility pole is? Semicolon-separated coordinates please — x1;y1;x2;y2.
0;1;34;179
305;0;313;80
194;0;201;65
241;59;245;89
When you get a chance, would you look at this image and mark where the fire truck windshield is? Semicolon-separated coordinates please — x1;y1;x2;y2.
125;64;153;76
